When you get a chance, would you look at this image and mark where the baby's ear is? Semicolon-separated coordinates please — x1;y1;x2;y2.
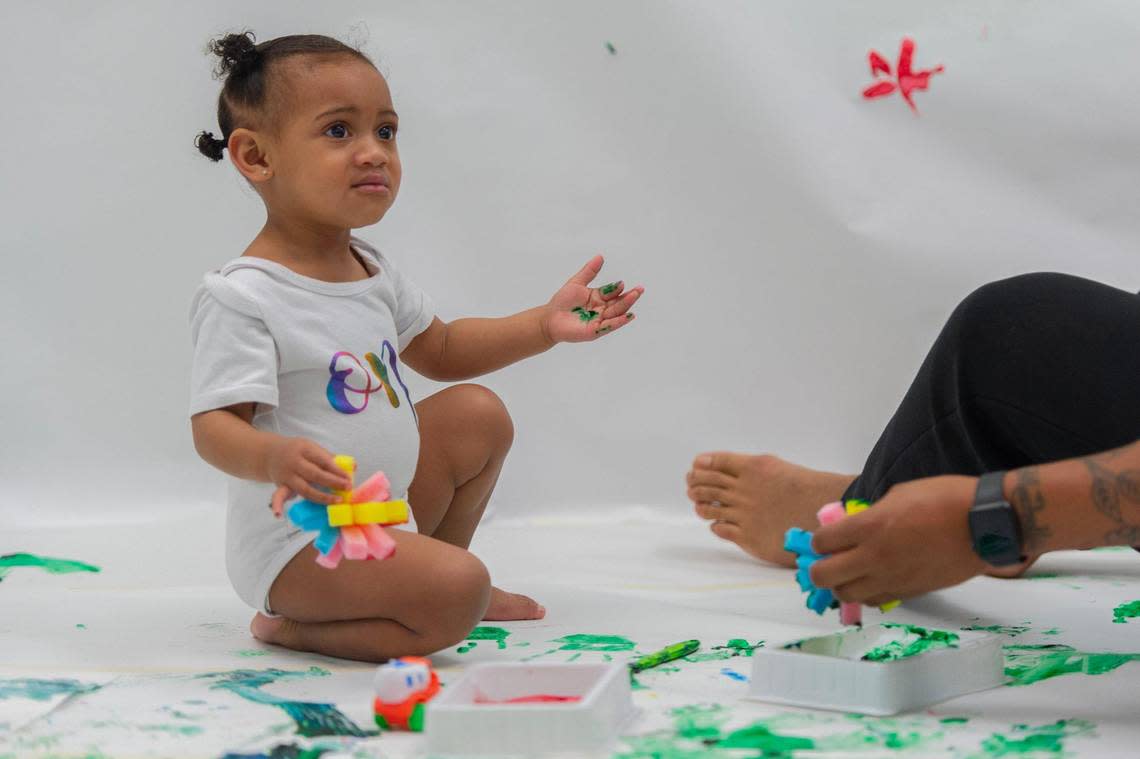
228;128;272;184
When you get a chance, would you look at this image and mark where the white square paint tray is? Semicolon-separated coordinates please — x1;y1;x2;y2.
746;623;1003;715
425;662;636;757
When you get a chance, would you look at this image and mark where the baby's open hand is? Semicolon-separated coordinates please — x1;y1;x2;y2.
266;437;353;517
543;255;644;344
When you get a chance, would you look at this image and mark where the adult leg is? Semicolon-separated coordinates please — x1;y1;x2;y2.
689;273;1140;565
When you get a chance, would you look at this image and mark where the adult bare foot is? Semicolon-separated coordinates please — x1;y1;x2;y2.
484;587;545;621
687;453;856;567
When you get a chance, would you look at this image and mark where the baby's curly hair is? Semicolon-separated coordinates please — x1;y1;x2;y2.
195;31;374;161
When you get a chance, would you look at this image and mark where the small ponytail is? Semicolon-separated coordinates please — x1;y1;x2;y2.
207;31;261;79
194;131;226;161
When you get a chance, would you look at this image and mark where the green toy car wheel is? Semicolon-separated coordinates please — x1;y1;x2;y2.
409;702;426;732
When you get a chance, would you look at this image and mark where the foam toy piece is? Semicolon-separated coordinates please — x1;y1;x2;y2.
817;502;863;626
373;656;441;731
784;499;900;623
285;454;409;569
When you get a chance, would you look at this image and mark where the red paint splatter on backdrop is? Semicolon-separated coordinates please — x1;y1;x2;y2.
862;37;944;114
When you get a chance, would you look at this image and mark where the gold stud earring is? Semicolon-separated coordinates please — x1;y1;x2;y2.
261;169;269;176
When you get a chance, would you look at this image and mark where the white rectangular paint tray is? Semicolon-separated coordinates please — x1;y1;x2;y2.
747;623;1003;715
425;662;635;757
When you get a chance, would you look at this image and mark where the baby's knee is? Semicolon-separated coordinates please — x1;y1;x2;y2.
453;384;515;448
427;551;491;649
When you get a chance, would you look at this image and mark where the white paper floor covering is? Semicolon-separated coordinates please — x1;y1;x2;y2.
3;505;1140;758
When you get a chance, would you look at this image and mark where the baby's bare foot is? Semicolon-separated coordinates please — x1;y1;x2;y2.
250;612;293;647
687;453;856;567
484;587;545;621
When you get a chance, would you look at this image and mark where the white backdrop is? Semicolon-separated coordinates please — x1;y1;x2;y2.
2;1;1137;526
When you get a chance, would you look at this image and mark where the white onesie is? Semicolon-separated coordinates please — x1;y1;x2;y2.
188;237;434;613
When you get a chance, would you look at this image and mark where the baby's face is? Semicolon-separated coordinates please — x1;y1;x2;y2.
265;58;402;230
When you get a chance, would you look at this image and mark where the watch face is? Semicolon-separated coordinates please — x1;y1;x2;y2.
970;502;1022;565
976;532;1016;558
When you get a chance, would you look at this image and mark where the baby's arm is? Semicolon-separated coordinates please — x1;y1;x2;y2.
401;255;643;381
191;402;351;512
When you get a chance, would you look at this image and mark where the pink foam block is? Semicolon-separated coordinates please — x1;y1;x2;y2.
341;526;370;560
816;502;863;626
352;472;391;503
315;540;344;569
362;523;397;560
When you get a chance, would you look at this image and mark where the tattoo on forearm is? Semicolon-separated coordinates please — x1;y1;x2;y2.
1010;466;1052;552
1083;453;1140;545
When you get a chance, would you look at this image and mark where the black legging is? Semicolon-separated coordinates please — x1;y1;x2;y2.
844;272;1140;503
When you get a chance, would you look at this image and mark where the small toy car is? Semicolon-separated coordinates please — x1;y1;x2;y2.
373;656;441;731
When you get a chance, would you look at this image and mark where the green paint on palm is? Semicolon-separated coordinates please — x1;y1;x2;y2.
0;553;100;582
1112;600;1140;624
973;719;1095;757
457;626;511;653
571;306;600;323
1003;644;1140;686
861;624;959;662
552;633;636;652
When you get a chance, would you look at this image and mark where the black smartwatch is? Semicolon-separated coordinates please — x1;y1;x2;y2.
968;471;1025;566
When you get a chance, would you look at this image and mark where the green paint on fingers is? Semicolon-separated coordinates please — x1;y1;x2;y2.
600;282;619;295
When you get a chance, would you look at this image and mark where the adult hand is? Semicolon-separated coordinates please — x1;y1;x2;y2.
810;475;989;605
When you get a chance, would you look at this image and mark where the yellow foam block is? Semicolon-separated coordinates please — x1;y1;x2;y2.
879;599;901;613
333;454;357;475
352;500;409;525
327;503;355;527
844;499;870;516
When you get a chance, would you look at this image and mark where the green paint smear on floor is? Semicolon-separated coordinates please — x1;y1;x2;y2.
862;624;959;662
0;553;100;582
962;623;1029;637
941;716;970;724
200;667;373;738
619;704;951;758
236;649;270;657
1112;600;1140;624
221;743;332;759
1004;644;1140;686
969;719;1096;757
552;633;636;652
673;704;730;741
456;626;511;653
684;638;764;663
0;678;101;701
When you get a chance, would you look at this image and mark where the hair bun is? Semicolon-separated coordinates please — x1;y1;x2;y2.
194;130;226;161
208;31;260;78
